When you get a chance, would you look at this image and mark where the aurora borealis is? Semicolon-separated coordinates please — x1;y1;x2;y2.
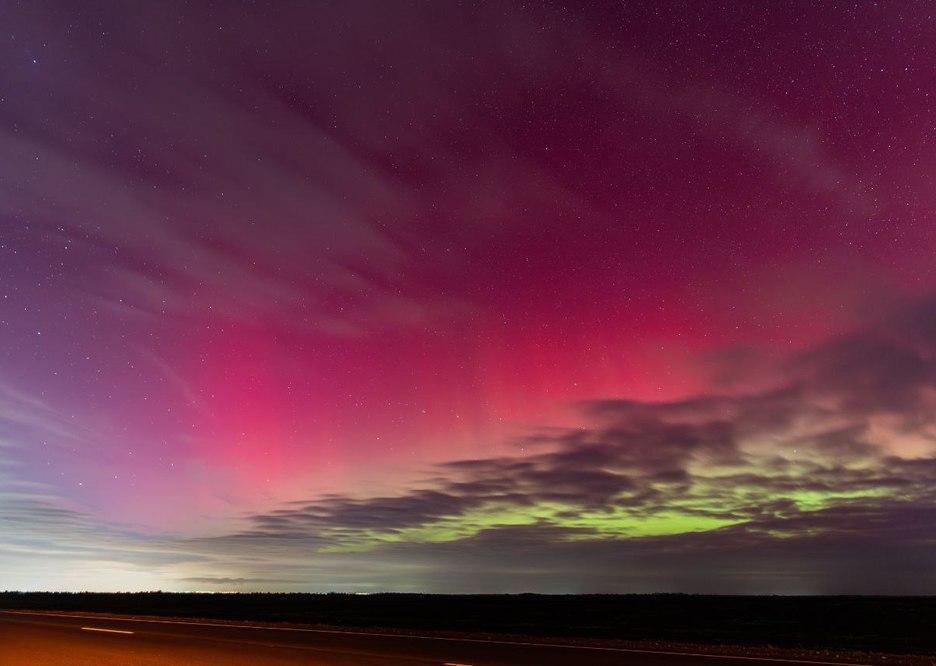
2;1;936;594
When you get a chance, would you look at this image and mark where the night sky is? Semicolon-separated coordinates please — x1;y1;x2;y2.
2;1;936;594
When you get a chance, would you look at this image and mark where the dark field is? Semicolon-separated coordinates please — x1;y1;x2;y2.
2;593;933;656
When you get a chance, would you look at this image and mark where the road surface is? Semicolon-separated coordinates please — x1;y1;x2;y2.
0;610;870;665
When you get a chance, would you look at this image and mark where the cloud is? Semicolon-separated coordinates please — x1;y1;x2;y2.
0;1;874;341
3;289;934;592
0;384;187;590
3;294;935;592
179;576;300;586
166;294;936;591
0;383;89;447
0;2;925;594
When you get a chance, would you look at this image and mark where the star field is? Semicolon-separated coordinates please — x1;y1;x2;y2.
1;1;935;593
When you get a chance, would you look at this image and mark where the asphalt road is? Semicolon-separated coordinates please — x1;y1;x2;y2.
0;610;870;666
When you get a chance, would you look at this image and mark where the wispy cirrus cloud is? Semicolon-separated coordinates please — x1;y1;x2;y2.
0;1;879;340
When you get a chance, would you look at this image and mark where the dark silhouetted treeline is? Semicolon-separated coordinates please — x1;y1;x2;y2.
2;592;934;655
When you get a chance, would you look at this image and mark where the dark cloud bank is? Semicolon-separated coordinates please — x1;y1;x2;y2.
4;285;935;593
175;295;936;593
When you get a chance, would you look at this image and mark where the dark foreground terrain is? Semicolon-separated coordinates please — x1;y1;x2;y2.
1;593;933;657
5;609;848;666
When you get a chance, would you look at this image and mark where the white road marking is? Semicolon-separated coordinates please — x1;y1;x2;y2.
81;626;134;635
2;610;871;665
443;662;474;665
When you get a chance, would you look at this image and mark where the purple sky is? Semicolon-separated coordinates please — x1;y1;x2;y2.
1;1;936;593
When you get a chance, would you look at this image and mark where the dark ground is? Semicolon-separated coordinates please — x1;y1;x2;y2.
2;593;933;656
